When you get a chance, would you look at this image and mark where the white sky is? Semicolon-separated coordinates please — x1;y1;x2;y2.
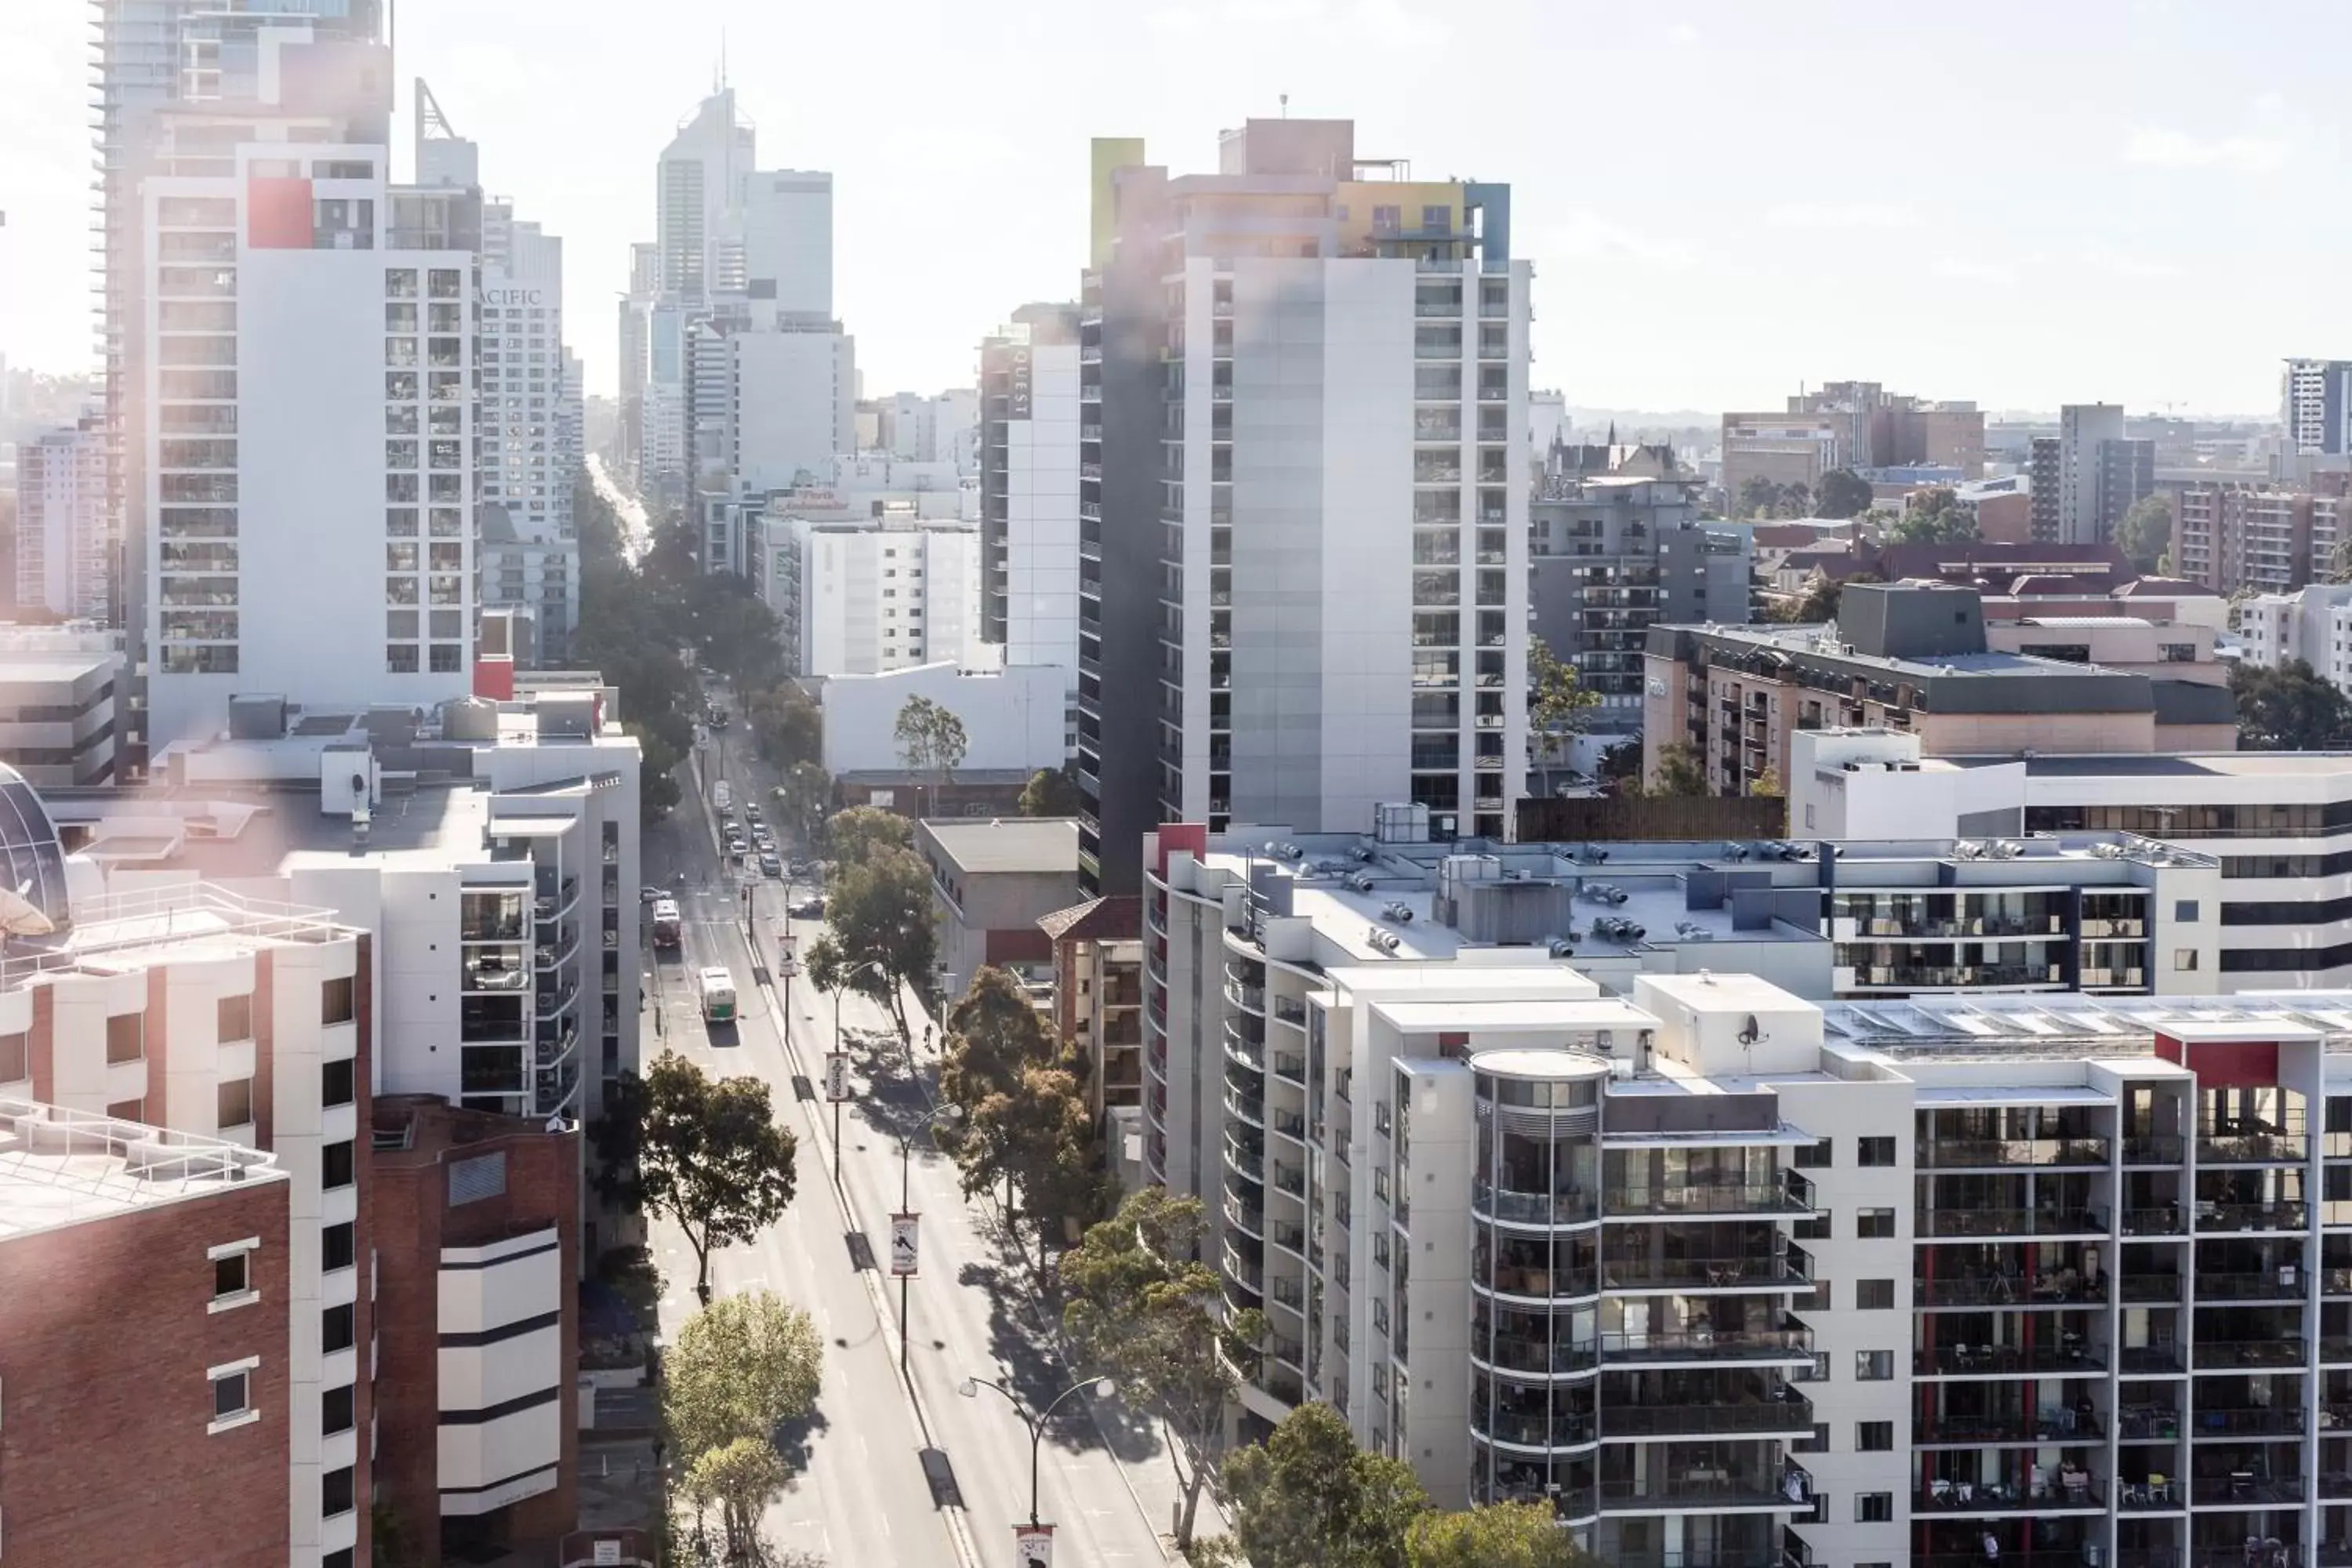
2;0;2347;416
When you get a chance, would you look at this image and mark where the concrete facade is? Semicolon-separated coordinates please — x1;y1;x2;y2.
917;817;1080;1001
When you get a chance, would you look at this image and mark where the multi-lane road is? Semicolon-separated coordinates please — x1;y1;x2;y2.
641;725;1185;1567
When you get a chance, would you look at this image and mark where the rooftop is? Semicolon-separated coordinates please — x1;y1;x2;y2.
920;816;1080;876
0;1097;285;1240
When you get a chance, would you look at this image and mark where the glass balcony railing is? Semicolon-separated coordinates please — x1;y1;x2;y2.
1918;1207;2107;1237
1474;1181;1600;1226
1918;1138;2111;1169
1597;1327;1813;1363
1602;1393;1813;1436
1604;1183;1812;1218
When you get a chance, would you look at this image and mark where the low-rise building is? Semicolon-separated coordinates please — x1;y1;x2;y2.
2236;583;2352;691
917;816;1081;1003
1643;581;2237;796
0;1098;293;1568
0;624;123;786
817;660;1069;780
1039;894;1142;1116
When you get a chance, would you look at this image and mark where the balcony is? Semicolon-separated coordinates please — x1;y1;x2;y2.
2118;1272;2183;1303
2187;1473;2306;1506
1916;1344;2104;1377
2124;1133;2184;1163
2200;1131;2310;1164
2194;1269;2307;1302
1916;1272;2108;1307
1473;1334;1599;1378
1603;1254;1809;1293
1918;1138;2111;1170
1919;1475;2106;1512
1598;1327;1814;1365
1603;1394;1814;1438
2122;1207;2186;1236
2192;1337;2308;1370
2191;1406;2307;1436
1598;1472;1798;1512
2198;1202;2310;1232
1604;1183;1812;1219
1918;1207;2107;1238
1916;1412;2103;1446
1472;1410;1596;1450
1474;1181;1599;1228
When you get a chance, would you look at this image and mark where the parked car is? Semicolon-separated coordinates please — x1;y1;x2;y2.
789;897;826;920
760;853;784;878
640;884;670;903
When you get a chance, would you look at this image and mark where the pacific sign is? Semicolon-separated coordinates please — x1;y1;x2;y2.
483;287;548;308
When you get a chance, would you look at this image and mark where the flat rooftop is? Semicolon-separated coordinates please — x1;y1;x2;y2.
1823;990;2352;1059
0;1098;284;1240
921;817;1080;876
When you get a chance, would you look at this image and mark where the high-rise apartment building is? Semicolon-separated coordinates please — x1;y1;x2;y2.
2283;358;2352;458
93;0;386;775
15;412;110;621
2042;404;2154;546
1077;122;1530;893
769;514;983;677
2172;481;2346;594
978;305;1083;672
133;42;481;752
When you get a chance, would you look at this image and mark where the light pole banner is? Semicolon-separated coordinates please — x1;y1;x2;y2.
779;938;799;978
1014;1524;1053;1567
890;1212;920;1276
824;1051;850;1102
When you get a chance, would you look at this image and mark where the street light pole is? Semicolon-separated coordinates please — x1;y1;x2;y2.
896;1100;962;1372
959;1374;1118;1529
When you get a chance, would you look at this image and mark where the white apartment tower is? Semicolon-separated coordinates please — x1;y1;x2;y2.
138;97;480;748
16;413;111;621
93;0;385;773
978;307;1083;674
772;514;984;677
1079;122;1531;896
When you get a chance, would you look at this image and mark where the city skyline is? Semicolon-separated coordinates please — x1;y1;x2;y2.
5;0;2351;414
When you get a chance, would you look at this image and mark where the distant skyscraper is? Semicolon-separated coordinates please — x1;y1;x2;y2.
2284;358;2352;457
655;88;756;301
978;306;1083;671
15;413;109;621
1077;121;1531;893
2041;403;2151;546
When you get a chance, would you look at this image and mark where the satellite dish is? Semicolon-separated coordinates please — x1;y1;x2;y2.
1738;1014;1760;1044
350;772;367;793
0;884;55;937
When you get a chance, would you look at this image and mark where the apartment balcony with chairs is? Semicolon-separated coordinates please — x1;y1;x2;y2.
1915;1247;2107;1307
1916;1390;2103;1448
1604;1234;1810;1294
1918;1456;2107;1514
1599;1444;1806;1514
1600;1371;1813;1439
1916;1338;2105;1378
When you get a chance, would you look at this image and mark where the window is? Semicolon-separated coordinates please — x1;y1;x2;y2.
321;1138;355;1190
322;1464;356;1519
1856;1350;1894;1381
1793;1351;1830;1383
212;1250;249;1301
0;1029;25;1082
1800;1278;1831;1313
322;976;355;1025
2176;899;2200;922
2176;948;2200;971
322;1383;355;1436
209;1363;254;1431
1857;1421;1894;1452
216;1076;254;1130
1791;1422;1828;1454
106;1011;144;1064
218;993;253;1041
321;1057;356;1108
1856;1492;1893;1523
1856;1279;1896;1310
1791;1138;1832;1169
1856;1207;1896;1239
322;1301;356;1354
322;1221;356;1272
1794;1211;1831;1240
1857;1136;1896;1167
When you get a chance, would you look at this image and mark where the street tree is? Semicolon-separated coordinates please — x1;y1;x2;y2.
1748;764;1784;798
802;844;935;1044
1062;1188;1266;1551
1813;466;1873;520
1734;476;1781;519
1884;487;1978;545
1773;481;1813;519
665;1289;824;1562
893;694;968;815
638;1051;800;1300
2232;658;2352;750
2114;493;2174;575
1648;739;1710;797
1527;633;1599;770
940;965;1054;1108
953;1038;1106;1264
1221;1402;1428;1568
822;803;913;870
1405;1502;1597;1568
1017;761;1083;818
746;683;822;770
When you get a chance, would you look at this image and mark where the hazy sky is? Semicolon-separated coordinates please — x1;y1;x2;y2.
3;0;2347;416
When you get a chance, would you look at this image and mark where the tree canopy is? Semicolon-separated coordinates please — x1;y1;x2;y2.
803;843;935;1043
637;1051;799;1299
1882;486;1978;545
1405;1503;1597;1568
1062;1189;1265;1549
1813;467;1873;519
893;694;968;811
1527;634;1599;765
1018;762;1083;818
941;969;1104;1253
1646;739;1710;797
2232;658;2352;750
2115;492;2174;576
1221;1403;1428;1568
664;1290;823;1562
823;804;913;869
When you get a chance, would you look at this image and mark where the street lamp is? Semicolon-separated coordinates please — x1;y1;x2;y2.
894;1099;963;1372
958;1373;1118;1529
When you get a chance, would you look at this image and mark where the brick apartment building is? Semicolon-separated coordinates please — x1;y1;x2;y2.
0;1100;293;1568
371;1096;580;1561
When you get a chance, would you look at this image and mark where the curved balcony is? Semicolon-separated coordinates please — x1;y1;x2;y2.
1599;1327;1814;1367
1224;1193;1266;1240
1225;1083;1266;1130
1472;1409;1597;1452
1475;1263;1602;1306
534;923;580;971
535;978;579;1018
1224;978;1265;1016
1599;1473;1805;1514
1221;1238;1262;1293
1602;1393;1814;1439
1602;1252;1808;1294
1474;1181;1600;1229
1472;1334;1601;1381
1223;1021;1264;1071
1224;1132;1265;1184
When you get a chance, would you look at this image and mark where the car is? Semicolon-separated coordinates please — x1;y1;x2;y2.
760;853;784;877
789;858;814;877
640;884;670;903
753;833;775;853
727;839;750;858
744;804;763;825
789;897;826;920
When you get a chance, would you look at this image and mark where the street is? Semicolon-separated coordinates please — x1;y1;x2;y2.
642;715;1194;1567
